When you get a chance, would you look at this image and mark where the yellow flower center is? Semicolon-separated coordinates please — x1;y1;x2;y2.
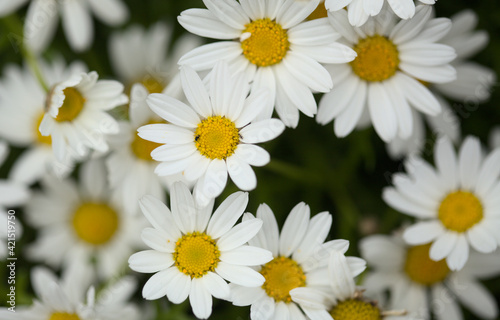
404;243;450;286
55;87;85;122
329;299;382;320
438;191;483;232
173;232;220;278
72;202;119;246
130;127;162;161
260;256;306;303
35;111;52;145
307;1;328;20
241;18;290;67
140;75;164;94
350;35;400;82
194;116;240;160
49;312;80;320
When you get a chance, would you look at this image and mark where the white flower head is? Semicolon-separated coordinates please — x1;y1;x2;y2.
129;182;273;319
178;0;356;128
384;135;500;271
25;159;146;280
40;70;128;164
317;5;457;142
140;61;285;206
229;202;363;320
360;233;500;319
325;0;435;27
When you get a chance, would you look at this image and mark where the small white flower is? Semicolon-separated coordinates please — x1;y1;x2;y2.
383;136;500;271
25;159;146;280
360;233;500;320
178;0;356;128
229;202;363;320
325;0;435;27
40;70;128;164
0;0;129;53
139;62;285;206
129;182;272;319
317;5;456;142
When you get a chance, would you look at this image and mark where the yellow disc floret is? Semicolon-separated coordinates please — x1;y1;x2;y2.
350;35;400;82
173;232;220;278
241;18;290;67
49;312;80;320
35;111;52;145
404;243;450;286
55;87;86;122
194;116;240;160
329;299;382;320
307;2;328;20
130;133;162;161
260;256;306;303
72;202;119;246
141;75;164;94
438;191;483;232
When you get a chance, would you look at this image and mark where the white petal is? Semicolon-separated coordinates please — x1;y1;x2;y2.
142;268;176;300
170;182;197;234
387;0;415;20
404;221;444;245
240;119;285;144
217;218;264;251
141;228;175;253
180;65;212;118
202;272;231;300
254;204;280;256
220;246;273;266
234;144;270;167
216;262;265;287
61;0;93;51
179;42;243;71
293;211;332;263
368;82;398;142
279;202;310;257
382;187;434;218
445;234;469;271
178;8;241;39
87;0;128;25
227;155;257;191
207;191;248;239
277;0;320;29
475;148;500;196
458;136;481;190
430;231;458;261
202;0;249;29
189;278;213;319
282;51;333;92
434;136;459;192
466;225;497;254
151;143;196;162
128;250;174;273
24;0;58;53
449;276;499;319
138;124;194;145
394;72;441;116
147;93;200;128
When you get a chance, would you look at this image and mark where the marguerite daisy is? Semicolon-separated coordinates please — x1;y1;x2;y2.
0;60;86;182
40;70;128;164
0;0;129;53
229;202;366;319
139;62;285;206
360;233;500;319
325;0;436;27
25;159;146;280
383;136;500;271
128;182;273;319
178;0;356;128
317;5;457;142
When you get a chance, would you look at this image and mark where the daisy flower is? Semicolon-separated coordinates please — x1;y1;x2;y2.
360;233;500;319
325;0;435;27
139;62;285;206
0;142;29;259
0;60;86;182
383;136;500;271
178;0;356;128
229;202;366;319
317;5;457;142
25;159;146;280
129;182;273;319
40;69;128;164
0;0;129;53
387;9;496;158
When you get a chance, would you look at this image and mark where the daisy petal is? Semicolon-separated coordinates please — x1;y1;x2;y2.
180;65;212;118
227;155;257;191
220;246;273;266
279;202;310;257
128;250;174;273
430;231;458;261
202;0;249;29
217;218;264;251
368;82;398;142
207;191;248;239
216;262;265;287
189;278;213;319
458;136;481;190
179;42;242;71
202;272;230;300
147;93;200;128
178;8;241;39
447;237;470;271
467;225;497;254
404;221;444;245
240;119;285;143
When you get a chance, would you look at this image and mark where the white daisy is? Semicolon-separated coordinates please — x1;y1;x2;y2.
106;23;199;215
128;182;273;319
0;142;29;259
383;135;500;271
25;159;146;280
39;69;128;164
360;233;500;320
229;202;366;319
325;0;435;27
178;0;356;128
0;60;86;182
317;5;457;142
1;0;129;53
139;62;285;206
387;9;496;158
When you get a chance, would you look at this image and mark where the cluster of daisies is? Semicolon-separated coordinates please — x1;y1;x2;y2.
0;0;499;319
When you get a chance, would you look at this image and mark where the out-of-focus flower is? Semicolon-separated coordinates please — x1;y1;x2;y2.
129;182;272;319
384;136;500;271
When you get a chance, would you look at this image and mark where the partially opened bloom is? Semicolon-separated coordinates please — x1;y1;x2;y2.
40;70;128;164
178;0;356;128
317;5;456;142
139;62;285;206
0;0;129;53
129;182;272;319
360;233;500;319
25;159;145;280
229;202;366;319
325;0;435;27
384;136;500;271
